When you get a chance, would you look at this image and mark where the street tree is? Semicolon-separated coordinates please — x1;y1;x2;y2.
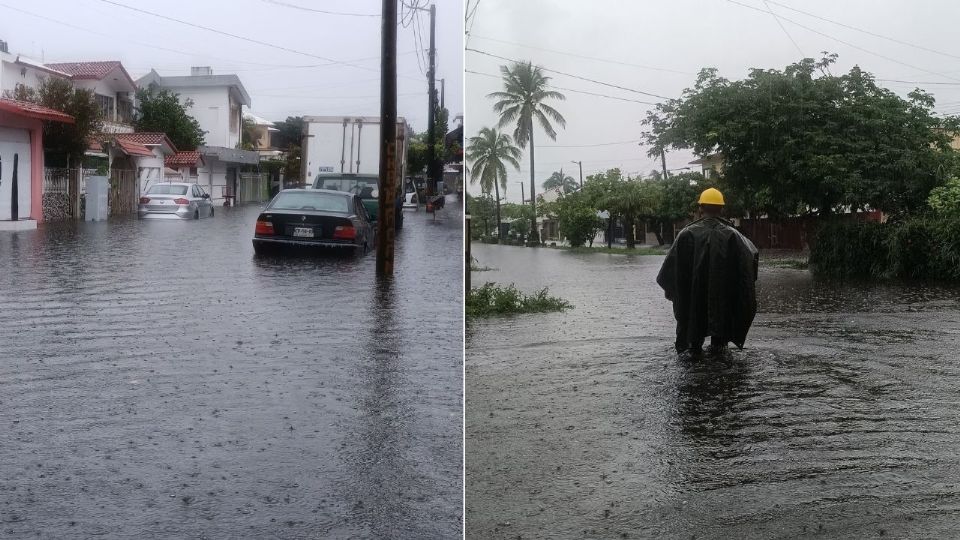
928;177;960;218
134;87;205;151
11;78;103;167
552;192;603;247
584;169;661;248
466;127;522;241
644;54;960;217
467;192;497;238
542;169;578;194
489;61;566;244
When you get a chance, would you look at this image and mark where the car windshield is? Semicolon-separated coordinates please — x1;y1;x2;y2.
270;191;350;212
147;184;189;195
313;176;379;198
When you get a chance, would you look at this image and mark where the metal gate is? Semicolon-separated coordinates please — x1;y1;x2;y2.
109;169;137;216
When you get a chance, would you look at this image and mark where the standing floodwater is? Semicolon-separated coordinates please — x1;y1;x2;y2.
0;202;462;538
466;244;960;539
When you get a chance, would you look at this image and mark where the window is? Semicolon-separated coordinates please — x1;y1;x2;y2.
146;184;189;195
192;185;202;197
269;192;350;212
95;94;115;121
189;167;198;177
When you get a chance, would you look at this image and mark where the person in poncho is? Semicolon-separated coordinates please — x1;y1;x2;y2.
656;188;759;356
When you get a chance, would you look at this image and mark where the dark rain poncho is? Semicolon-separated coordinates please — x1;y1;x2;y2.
656;217;759;352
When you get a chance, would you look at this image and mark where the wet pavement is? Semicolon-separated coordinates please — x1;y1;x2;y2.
466;244;960;539
0;200;462;539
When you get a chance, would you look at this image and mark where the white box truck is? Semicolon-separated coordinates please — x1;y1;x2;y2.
301;116;408;228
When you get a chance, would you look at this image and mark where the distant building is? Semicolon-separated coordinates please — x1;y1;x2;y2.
137;67;258;205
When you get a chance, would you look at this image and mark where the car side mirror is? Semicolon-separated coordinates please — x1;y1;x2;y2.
202;194;210;199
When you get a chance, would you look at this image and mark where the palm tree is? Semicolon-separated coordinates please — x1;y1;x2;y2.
542;169;578;194
488;61;566;245
466;127;521;240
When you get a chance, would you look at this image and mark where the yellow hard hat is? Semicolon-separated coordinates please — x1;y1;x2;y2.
698;187;725;205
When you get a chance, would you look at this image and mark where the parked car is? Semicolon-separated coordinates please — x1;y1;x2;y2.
138;182;214;220
311;173;404;229
252;189;375;256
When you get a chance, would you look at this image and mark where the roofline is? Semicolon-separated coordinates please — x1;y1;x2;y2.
0;99;75;123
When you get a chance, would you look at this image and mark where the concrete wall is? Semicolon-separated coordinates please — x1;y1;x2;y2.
198;158;228;205
168;86;241;149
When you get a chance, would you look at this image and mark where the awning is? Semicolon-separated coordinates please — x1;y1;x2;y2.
198;145;259;165
115;138;154;157
165;150;204;167
0;98;75;123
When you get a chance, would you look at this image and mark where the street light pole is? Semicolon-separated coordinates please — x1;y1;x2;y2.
571;160;583;189
516;181;525;204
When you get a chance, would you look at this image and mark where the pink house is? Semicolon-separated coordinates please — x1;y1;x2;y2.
0;98;74;230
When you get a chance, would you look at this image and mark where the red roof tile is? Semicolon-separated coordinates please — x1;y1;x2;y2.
115;138;154;157
114;132;178;152
165;151;204;167
44;61;137;89
0;98;75;123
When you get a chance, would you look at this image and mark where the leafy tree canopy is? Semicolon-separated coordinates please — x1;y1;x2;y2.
134;87;205;151
644;54;960;217
12;78;103;166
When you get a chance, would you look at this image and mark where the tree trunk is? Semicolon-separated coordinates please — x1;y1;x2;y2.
527;120;539;246
653;220;665;246
493;181;502;243
624;215;636;249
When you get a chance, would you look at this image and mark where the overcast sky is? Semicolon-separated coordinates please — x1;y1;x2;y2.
465;0;960;203
0;0;462;134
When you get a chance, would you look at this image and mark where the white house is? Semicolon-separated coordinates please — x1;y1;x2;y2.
0;40;72;98
43;61;136;134
136;67;258;205
108;132;177;195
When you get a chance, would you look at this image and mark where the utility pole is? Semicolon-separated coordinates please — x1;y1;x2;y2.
426;3;437;196
376;0;398;276
440;78;445;110
571;160;583;189
660;148;668;179
516;181;525;204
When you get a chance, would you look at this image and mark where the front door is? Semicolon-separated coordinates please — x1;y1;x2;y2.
0;127;32;221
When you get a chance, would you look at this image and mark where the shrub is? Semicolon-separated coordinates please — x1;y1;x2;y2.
810;216;960;280
466;283;572;318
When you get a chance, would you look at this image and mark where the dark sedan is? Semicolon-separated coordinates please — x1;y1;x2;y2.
252;189;375;255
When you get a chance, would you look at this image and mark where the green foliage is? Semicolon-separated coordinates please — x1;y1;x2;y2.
13;78;103;166
466;127;521;234
467;192;497;239
240;116;257;150
466;283;572;318
271;116;304;150
928;177;960;218
542;169;578;194
645;54;960;217
552;192;602;247
408;106;452;175
489;60;567;244
134;87;205;150
810;217;960;280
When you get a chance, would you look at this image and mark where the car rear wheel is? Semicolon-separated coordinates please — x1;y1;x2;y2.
210;207;214;217
194;210;200;220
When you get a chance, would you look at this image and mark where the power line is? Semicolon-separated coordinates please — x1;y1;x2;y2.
763;0;804;57
259;0;379;17
470;35;696;75
725;0;960;83
96;0;422;81
0;1;293;68
766;0;960;63
877;78;960;86
465;69;659;105
466;48;671;100
542;140;642;148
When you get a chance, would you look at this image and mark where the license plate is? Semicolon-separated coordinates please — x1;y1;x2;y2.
293;227;314;238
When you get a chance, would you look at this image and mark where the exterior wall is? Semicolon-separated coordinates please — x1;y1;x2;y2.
0;110;44;221
198;158;228;205
0;55;64;97
164;86;232;147
73;77;134;132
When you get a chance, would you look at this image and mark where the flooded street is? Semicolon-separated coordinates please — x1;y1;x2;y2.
466;244;960;539
0;201;462;539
